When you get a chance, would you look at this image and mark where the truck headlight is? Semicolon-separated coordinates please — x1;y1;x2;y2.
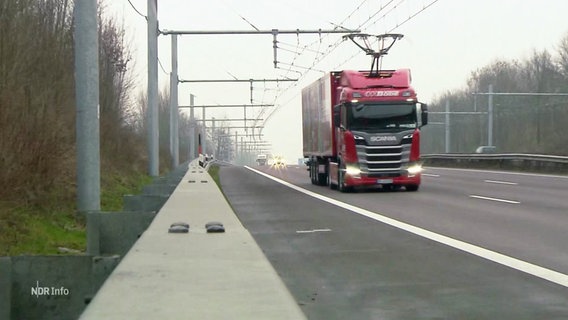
406;164;422;175
346;164;361;178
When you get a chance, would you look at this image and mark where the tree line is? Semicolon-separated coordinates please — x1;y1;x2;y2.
421;33;568;156
0;0;199;207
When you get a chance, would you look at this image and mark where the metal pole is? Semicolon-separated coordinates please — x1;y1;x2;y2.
189;94;196;160
147;0;159;176
445;100;450;153
204;126;264;129
272;29;278;68
180;78;297;83
160;29;359;35
249;79;254;103
170;34;179;167
179;104;274;108
244;105;247;135
219;133;264;137
488;84;494;147
212;117;216;158
74;0;100;215
169;73;175;165
473;88;478;112
472;92;568;96
234;131;238;161
194;118;264;122
202;104;206;155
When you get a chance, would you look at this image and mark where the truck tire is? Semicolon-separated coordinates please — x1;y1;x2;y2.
338;169;352;193
328;174;337;190
406;184;419;192
317;172;327;186
313;158;327;186
310;160;316;185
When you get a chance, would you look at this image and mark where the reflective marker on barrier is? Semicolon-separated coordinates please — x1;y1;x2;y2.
168;222;190;233
206;222;225;233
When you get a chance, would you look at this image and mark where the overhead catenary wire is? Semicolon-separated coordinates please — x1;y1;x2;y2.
262;1;383;84
272;0;401;91
183;0;438;145
333;0;440;69
126;0;147;20
285;0;398;69
185;1;377;140
278;41;327;55
387;0;440;32
157;57;169;75
261;0;440;127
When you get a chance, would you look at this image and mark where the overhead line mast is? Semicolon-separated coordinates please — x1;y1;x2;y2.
160;26;358;164
160;28;359;69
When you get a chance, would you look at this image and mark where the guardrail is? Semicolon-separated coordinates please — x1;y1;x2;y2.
421;153;568;174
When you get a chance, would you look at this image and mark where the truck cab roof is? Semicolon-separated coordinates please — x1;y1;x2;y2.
337;69;412;90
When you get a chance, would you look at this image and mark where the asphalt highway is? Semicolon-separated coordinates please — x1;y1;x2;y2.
219;164;568;319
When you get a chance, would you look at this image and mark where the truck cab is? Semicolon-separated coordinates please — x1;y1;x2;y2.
328;70;427;191
256;154;267;166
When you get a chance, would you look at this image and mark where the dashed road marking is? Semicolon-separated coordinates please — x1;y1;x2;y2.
422;173;440;177
296;228;332;234
484;179;518;185
426;166;568;179
246;165;568;288
469;195;520;204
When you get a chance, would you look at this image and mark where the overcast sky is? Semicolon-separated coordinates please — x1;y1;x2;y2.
106;0;568;162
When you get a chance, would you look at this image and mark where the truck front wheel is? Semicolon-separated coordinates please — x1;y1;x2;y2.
317;172;327;186
338;169;352;193
314;158;327;186
328;173;337;190
406;184;419;192
309;160;316;185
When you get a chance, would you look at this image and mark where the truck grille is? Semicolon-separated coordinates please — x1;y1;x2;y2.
356;139;411;176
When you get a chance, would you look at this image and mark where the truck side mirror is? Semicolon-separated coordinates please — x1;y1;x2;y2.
419;103;428;127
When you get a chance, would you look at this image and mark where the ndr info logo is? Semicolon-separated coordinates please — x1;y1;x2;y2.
31;281;70;298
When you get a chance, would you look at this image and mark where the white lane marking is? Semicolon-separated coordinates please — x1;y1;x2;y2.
426;166;568;179
245;166;568;288
422;173;440;177
469;195;520;204
296;228;332;234
484;179;518;185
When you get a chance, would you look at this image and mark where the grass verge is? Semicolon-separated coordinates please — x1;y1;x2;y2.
0;172;153;256
208;164;221;188
207;164;235;209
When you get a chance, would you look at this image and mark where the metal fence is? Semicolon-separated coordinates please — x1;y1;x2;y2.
421;153;568;173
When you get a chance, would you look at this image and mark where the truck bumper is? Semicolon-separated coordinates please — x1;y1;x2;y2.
345;173;421;188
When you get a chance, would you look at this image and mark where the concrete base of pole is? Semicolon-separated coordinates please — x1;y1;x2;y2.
86;211;100;256
0;257;11;320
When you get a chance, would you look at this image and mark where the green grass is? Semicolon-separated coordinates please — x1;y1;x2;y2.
0;202;83;256
207;164;233;204
101;173;153;211
208;165;221;188
0;172;153;256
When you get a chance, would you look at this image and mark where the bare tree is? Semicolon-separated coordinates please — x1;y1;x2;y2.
423;40;568;156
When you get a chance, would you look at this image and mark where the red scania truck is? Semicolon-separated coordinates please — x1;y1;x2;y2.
302;34;428;192
302;68;428;192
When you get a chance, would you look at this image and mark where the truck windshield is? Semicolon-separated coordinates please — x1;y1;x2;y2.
348;103;417;132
